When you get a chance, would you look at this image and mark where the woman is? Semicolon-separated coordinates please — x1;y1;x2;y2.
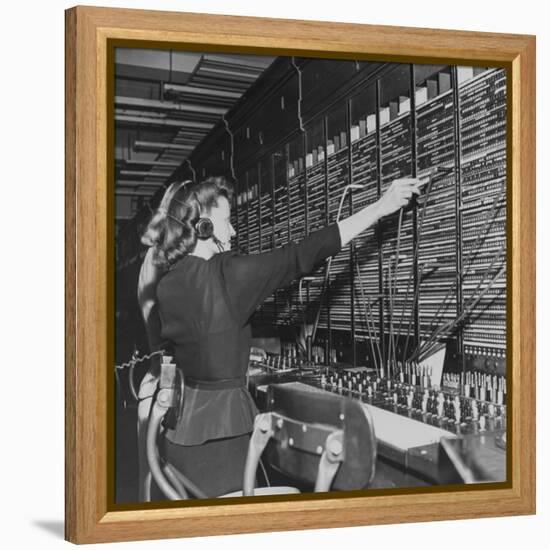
145;174;421;498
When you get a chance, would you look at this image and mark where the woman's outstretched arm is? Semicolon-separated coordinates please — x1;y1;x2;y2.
221;177;423;325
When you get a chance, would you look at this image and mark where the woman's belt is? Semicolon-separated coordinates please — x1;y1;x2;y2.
185;376;246;390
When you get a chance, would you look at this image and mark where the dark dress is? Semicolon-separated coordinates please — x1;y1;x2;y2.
155;223;342;497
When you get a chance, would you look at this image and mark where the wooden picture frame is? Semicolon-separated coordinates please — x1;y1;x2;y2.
65;5;535;544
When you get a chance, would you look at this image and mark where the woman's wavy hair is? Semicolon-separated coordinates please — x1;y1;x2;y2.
141;176;234;269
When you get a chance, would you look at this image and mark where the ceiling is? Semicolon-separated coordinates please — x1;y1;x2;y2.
115;49;275;220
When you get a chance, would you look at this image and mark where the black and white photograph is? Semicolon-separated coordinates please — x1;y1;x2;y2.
113;48;508;504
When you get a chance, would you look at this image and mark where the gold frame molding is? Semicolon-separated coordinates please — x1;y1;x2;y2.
65;5;536;544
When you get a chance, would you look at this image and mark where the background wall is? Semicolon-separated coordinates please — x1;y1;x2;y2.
1;1;546;548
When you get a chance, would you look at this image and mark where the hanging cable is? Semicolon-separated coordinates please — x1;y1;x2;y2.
185;159;197;182
426;180;506;333
394;167;439;365
311;184;366;344
291;57;305;132
401;263;428;366
115;349;165;405
355;262;381;376
411;245;506;363
115;349;164;370
222;115;236;181
259;458;271;487
413;263;506;363
391;209;404;369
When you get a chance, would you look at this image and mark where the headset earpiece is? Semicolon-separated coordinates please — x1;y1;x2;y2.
195;217;214;240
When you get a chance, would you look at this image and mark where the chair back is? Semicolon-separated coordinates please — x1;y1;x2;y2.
263;382;377;491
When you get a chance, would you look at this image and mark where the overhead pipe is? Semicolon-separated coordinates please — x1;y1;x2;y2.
116;107;220;124
194;67;258;84
125;160;180;168
115;95;228;116
116;189;157;196
163;82;242;99
199;57;262;78
134;141;194;151
119;170;172;178
116;114;214;130
201;53;271;72
116;183;164;187
170;135;209;143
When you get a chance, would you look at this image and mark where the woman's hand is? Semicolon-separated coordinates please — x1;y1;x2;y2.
375;178;423;218
337;176;425;248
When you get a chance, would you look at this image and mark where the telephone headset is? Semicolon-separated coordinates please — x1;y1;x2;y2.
168;192;224;252
195;217;214;239
195;217;224;252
